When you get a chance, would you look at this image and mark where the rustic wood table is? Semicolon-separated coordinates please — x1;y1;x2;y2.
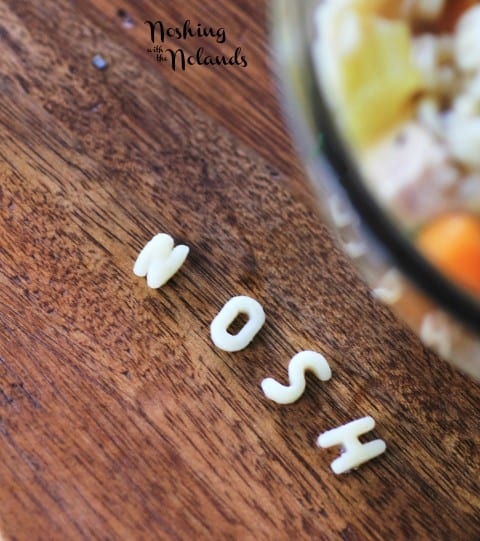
1;1;479;539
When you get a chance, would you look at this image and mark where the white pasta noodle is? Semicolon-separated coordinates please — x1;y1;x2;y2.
454;5;480;73
210;296;265;352
417;97;443;138
412;34;438;89
454;94;478;118
133;233;189;289
261;351;332;405
372;269;403;305
317;416;386;474
328;194;355;228
342;238;366;259
446;115;480;169
419;311;452;358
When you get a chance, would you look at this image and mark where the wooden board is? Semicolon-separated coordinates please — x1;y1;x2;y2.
0;1;479;539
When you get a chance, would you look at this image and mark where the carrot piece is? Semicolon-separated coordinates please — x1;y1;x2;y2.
416;212;480;298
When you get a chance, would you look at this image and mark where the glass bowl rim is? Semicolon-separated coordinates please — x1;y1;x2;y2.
270;0;480;335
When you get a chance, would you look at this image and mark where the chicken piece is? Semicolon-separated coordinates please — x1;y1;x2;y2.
360;122;459;228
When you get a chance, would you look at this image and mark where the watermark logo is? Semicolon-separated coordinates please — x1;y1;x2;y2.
145;19;248;71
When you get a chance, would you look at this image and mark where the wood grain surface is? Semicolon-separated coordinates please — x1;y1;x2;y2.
0;1;479;540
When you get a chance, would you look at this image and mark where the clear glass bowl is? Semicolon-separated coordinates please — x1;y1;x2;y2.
271;0;480;379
